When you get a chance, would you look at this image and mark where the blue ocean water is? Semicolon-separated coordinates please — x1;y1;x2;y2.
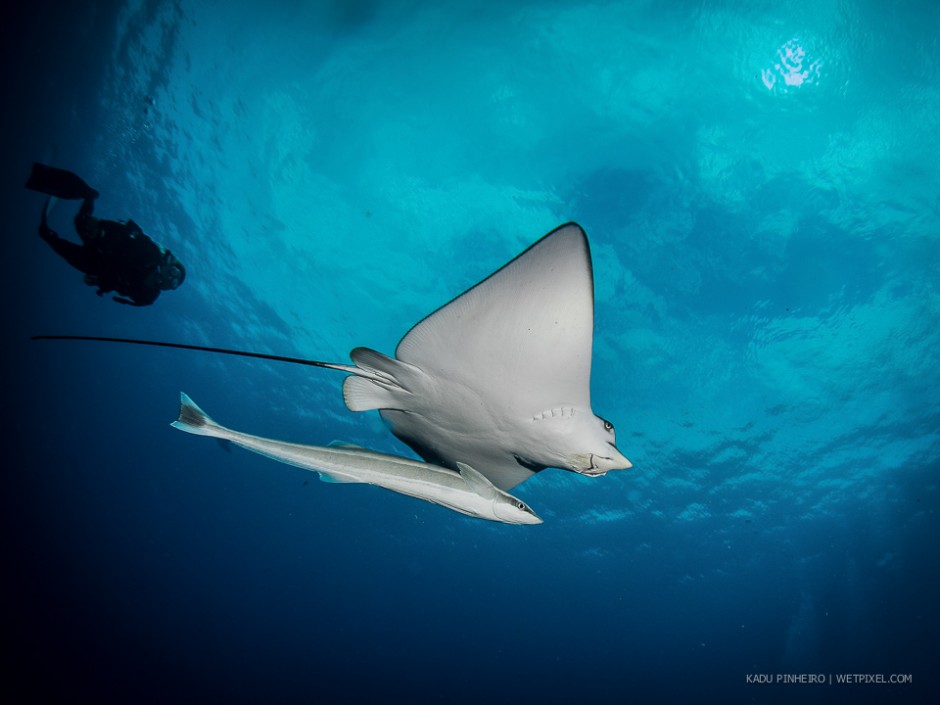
3;1;938;703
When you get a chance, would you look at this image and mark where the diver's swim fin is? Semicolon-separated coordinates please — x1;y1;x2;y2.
25;163;99;201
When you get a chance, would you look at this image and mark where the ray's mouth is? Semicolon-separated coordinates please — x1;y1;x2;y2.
580;449;632;475
582;454;610;475
568;450;629;475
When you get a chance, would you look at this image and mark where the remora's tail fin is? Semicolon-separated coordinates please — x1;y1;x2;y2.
171;392;226;438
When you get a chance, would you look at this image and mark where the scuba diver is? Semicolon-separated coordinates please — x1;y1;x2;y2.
25;162;186;306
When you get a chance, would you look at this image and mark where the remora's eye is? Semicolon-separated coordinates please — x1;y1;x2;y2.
603;419;614;432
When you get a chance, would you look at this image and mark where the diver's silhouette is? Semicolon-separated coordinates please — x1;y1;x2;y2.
26;163;185;306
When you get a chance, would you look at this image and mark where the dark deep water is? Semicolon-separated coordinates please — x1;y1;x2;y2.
3;2;938;703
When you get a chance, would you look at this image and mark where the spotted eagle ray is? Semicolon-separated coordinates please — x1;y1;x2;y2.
172;392;542;524
34;222;633;490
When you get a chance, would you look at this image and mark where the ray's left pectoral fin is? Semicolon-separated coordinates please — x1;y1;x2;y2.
393;223;596;414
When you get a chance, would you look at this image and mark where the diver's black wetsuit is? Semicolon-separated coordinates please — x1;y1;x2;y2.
27;163;185;306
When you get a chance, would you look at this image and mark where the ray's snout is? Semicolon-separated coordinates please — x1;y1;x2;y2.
604;444;633;471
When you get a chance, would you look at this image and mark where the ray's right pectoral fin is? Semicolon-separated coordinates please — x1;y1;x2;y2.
341;347;423;412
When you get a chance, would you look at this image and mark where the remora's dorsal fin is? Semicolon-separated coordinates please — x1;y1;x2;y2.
457;462;499;497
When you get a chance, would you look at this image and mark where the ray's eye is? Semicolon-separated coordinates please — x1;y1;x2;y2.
603;419;614;432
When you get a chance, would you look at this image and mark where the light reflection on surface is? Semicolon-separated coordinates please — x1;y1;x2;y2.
762;38;822;92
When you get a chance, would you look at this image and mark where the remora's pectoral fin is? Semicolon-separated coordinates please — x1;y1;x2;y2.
316;472;358;484
456;462;499;497
342;347;424;412
327;440;366;449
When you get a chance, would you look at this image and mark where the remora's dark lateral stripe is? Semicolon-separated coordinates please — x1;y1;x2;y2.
31;335;331;369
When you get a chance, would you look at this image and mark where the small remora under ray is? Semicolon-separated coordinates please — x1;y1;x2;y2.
34;222;633;490
171;392;542;525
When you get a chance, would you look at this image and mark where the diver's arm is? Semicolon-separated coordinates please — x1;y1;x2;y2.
112;295;154;306
112;286;159;306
